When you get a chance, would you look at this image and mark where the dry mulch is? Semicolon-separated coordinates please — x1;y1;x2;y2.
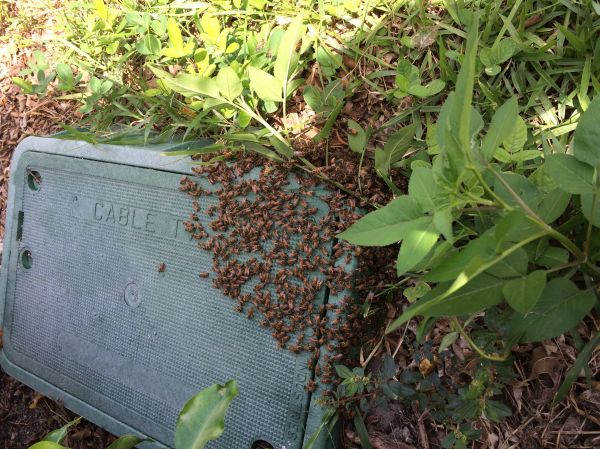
0;3;109;448
0;371;114;449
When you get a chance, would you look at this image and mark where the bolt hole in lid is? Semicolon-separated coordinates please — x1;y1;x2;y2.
20;249;33;269
252;441;274;449
27;169;41;191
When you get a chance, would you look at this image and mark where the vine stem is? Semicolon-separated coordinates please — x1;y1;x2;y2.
468;165;512;210
486;166;586;261
451;317;510;362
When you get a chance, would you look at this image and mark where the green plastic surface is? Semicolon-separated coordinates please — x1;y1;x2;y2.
0;137;345;449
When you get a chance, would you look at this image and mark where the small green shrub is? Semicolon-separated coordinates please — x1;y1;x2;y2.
339;14;599;403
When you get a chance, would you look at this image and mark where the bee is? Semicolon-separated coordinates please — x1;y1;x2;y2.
199;271;210;278
246;308;254;319
157;263;166;273
305;380;317;392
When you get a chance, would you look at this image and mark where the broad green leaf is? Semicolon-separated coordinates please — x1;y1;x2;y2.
483;400;512;422
148;67;220;98
391;228;546;330
573;97;600;167
384;124;415;160
347;120;367;154
247;66;282;102
486;248;528;278
105;436;144;449
407;79;445;98
337;196;422;246
581;192;600;226
55;63;73;84
513;278;595;343
484;64;501;76
93;0;108;22
238;109;251;128
12;77;33;93
554;332;600;404
396;219;439;276
335;365;353;379
162;41;195;59
408;167;437;212
433;207;453;242
42;418;81;444
303;85;322;111
167;17;184;50
494;149;542;164
412;240;453;273
480;39;516;66
424;233;496;282
404;281;431;303
215;29;229;52
420;273;506;317
545;154;596;194
480;97;518;160
425;79;446;95
395;60;420;85
439;332;459;353
216;67;243;100
502;270;546;314
529;245;570;269
493;171;543;210
29;443;66;449
494;39;517;63
537;188;571;223
494;210;537;249
200;12;221;42
376;124;416;176
124;12;145;27
175;380;238;449
136;35;161;56
273;16;305;91
502;116;527;153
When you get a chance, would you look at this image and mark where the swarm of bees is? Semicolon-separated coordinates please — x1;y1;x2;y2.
178;153;396;393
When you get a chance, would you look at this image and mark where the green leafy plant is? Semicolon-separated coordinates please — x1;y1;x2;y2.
479;38;516;76
339;13;599;404
12;51;55;95
28;381;238;449
393;60;445;99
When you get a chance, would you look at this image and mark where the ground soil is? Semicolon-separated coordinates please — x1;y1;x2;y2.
0;370;115;449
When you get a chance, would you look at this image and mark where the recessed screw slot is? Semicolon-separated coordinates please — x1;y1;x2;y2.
251;441;274;449
27;170;42;191
20;249;33;269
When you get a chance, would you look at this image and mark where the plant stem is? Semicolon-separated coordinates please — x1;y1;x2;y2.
488;166;586;261
451;318;509;362
468;166;512;210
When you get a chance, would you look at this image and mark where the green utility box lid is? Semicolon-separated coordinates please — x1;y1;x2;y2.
0;137;347;449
